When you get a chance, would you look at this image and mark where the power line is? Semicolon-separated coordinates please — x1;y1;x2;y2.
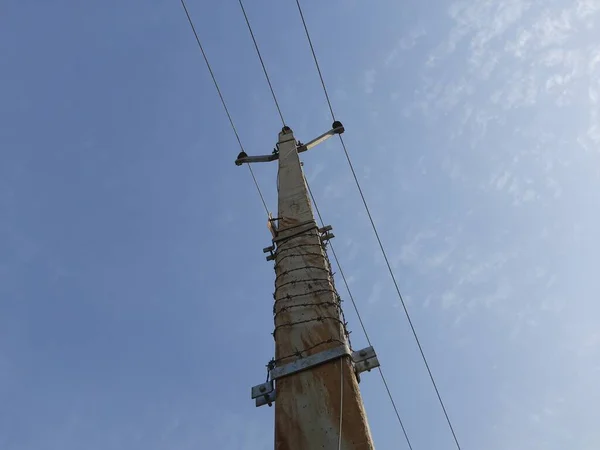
182;0;458;445
293;0;335;121
237;0;286;126
179;0;269;216
180;0;241;151
294;2;462;449
247;165;269;215
305;179;414;450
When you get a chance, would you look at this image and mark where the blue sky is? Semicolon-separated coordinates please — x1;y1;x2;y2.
2;0;600;449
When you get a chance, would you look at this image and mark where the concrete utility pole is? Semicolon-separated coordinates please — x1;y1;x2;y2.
242;125;379;450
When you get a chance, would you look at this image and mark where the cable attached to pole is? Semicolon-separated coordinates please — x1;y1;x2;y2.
306;179;414;450
179;0;269;216
295;2;462;449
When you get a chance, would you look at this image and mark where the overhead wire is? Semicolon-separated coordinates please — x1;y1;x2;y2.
182;0;458;447
234;12;356;429
179;0;269;216
247;165;269;215
306;178;413;450
237;0;286;126
233;4;410;443
293;1;335;121
294;2;462;449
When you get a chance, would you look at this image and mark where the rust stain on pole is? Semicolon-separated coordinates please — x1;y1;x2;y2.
273;127;375;450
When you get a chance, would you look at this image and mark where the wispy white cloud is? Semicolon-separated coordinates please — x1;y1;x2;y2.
505;29;533;58
307;162;325;184
395;229;437;267
469;0;532;72
410;0;598;124
364;69;376;94
400;27;426;51
367;279;384;304
532;9;573;49
576;0;600;20
323;179;347;200
384;27;426;66
490;70;539;109
586;108;600;144
383;3;600;441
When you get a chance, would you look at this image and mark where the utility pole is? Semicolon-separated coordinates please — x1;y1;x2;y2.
241;124;379;450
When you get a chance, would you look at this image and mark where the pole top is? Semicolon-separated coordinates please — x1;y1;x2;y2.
234;122;341;166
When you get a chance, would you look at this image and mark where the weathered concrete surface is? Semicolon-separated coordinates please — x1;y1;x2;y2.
273;127;374;450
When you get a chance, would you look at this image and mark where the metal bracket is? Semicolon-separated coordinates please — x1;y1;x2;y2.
352;346;380;375
251;345;350;408
270;345;350;380
251;381;275;407
296;121;344;154
319;225;335;243
251;344;380;407
263;245;275;261
235;152;278;166
321;232;335;242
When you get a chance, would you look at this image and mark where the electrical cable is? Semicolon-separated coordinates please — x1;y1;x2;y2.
306;178;414;450
238;0;286;126
179;0;269;216
295;3;462;447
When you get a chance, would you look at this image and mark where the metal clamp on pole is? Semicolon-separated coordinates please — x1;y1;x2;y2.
318;225;335;243
251;344;380;407
352;346;380;375
270;345;350;380
251;381;276;407
251;344;350;407
263;244;275;261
